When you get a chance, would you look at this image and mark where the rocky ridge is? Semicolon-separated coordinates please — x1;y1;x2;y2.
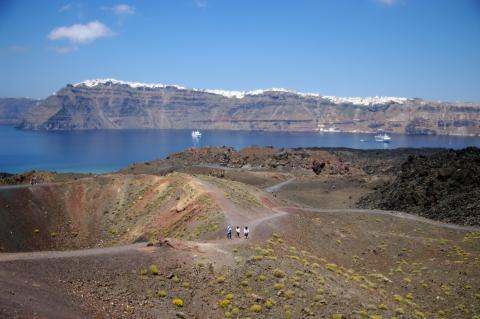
359;147;480;226
16;79;480;135
0;98;40;124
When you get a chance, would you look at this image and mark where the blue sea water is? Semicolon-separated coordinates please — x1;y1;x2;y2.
0;125;479;173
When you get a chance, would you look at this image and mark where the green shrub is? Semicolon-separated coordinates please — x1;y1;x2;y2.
219;299;231;308
251;255;263;261
273;268;285;278
241;280;249;287
157;290;167;298
246;271;254;278
140;269;148;276
181;282;190;289
149;265;159;275
326;263;338;272
172;298;184;307
265;298;276;309
250;304;262;313
258;274;266;281
217;276;226;283
172;276;180;283
284;289;295;299
273;283;284;290
225;293;234;300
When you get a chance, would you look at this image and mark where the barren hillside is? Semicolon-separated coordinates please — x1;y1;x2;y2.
1;148;479;318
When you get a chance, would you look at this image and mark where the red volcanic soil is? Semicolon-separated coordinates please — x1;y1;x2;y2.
0;154;479;318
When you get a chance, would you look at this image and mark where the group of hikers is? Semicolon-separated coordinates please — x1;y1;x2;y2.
30;176;39;186
226;225;249;239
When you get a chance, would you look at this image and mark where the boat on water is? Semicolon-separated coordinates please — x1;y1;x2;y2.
317;124;340;133
374;133;391;142
191;130;202;138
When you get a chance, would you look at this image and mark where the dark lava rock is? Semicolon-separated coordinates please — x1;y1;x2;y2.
358;147;480;226
312;160;326;175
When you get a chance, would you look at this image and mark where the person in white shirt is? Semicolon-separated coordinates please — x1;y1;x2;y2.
236;226;240;238
243;226;249;239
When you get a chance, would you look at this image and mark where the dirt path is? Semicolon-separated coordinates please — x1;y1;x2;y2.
261;174;480;232
250;210;287;229
193;178;256;226
0;183;47;191
278;206;480;232
0;179;88;192
264;177;295;193
0;242;147;262
0;177;285;263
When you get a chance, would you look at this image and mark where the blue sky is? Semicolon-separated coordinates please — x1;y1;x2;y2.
0;0;479;101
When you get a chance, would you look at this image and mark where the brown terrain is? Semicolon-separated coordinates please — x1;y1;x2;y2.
1;147;479;319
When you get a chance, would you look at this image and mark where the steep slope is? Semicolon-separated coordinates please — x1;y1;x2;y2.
0;173;228;252
0;98;40;125
18;79;480;135
358;147;480;226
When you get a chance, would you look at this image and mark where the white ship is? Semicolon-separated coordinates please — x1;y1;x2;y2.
317;124;340;133
374;133;391;142
191;130;202;138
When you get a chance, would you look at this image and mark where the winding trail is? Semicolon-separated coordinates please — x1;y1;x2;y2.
264;177;295;193
261;176;480;232
2;175;477;264
0;183;46;191
277;206;480;232
193;178;251;227
0;243;147;262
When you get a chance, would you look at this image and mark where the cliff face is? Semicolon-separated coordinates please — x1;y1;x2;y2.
18;80;480;135
0;98;40;125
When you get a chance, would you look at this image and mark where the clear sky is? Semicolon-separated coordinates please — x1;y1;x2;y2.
1;0;479;101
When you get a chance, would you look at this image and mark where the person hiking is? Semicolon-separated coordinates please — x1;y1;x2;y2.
236;226;241;238
244;226;249;239
226;225;232;240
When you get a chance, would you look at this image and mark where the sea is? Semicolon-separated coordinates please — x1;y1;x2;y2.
1;125;479;174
